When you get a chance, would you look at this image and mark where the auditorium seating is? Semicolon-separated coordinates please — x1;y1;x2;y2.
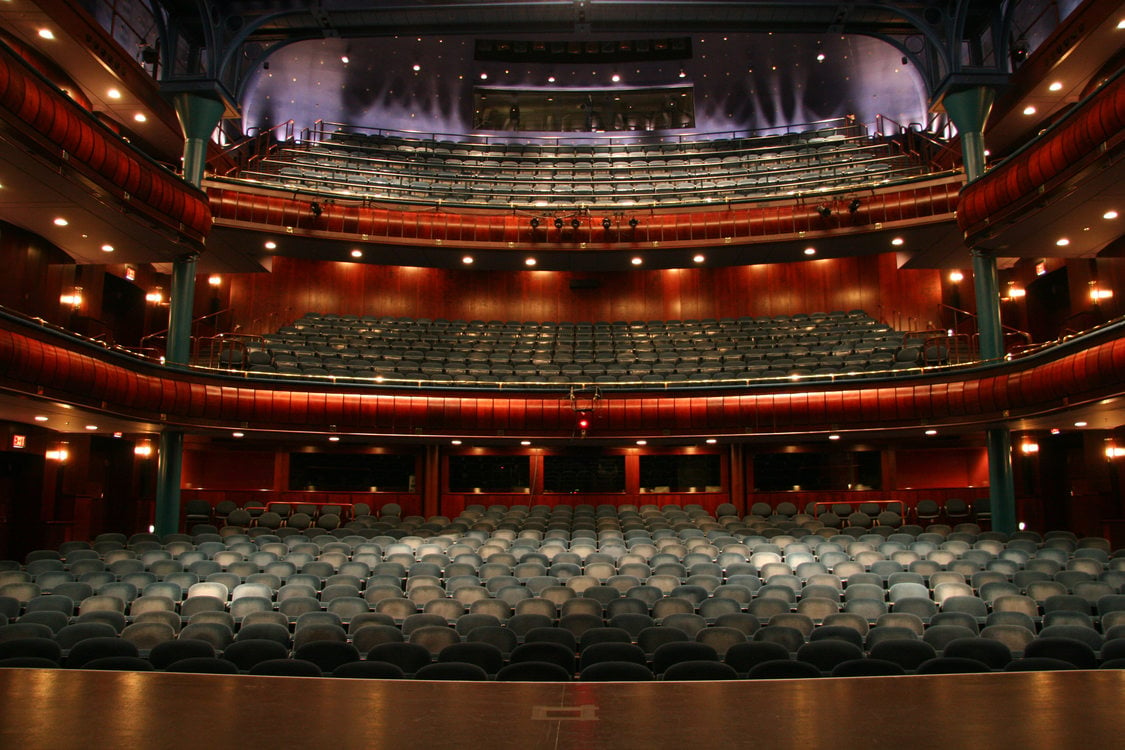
1;504;1122;680
214;310;940;387
229;118;931;208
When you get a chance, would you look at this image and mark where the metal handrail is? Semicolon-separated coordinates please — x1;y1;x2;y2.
140;307;236;356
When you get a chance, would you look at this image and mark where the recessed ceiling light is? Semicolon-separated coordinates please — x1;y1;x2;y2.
1045;81;1063;93
38;28;55;40
133;113;147;122
631;257;643;265
1055;238;1070;246
803;247;816;256
85;425;98;431
107;88;121;99
520;440;531;446
1118;18;1125;29
705;438;717;444
53;217;68;226
34;416;48;422
828;434;840;440
479;72;488;80
924;429;938;436
611;73;621;82
231;432;244;438
462;256;473;264
1074;421;1087;427
693;254;705;263
101;244;114;253
328;436;340;442
891;237;904;246
1104;210;1119;220
450;439;462;445
412;64;421;72
524;257;536;266
264;241;277;249
340;56;350;64
635;440;647;445
1022;105;1037;116
350;249;363;258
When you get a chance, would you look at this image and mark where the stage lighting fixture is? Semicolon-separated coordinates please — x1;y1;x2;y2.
602;217;612;230
530;217;540;228
554;217;564;229
848;198;861;213
310;201;323;217
628;217;639;229
817;205;831;218
570;218;581;230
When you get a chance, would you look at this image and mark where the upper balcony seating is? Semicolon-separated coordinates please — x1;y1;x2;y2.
224;311;927;388
232;121;929;208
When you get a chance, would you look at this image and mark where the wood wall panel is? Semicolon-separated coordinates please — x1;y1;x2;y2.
229;253;941;334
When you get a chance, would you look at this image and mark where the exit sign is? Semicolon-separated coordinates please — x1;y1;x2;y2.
11;434;26;449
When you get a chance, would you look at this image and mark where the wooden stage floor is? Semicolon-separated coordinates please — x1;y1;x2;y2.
1;668;1122;749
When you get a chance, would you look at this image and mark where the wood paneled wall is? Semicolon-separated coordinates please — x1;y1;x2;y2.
228;252;942;333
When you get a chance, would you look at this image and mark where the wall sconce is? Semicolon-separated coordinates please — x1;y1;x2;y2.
948;270;964;283
1106;445;1125;459
134;442;154;458
145;288;165;304
1019;441;1039;455
1089;284;1113;301
207;275;222;287
59;287;83;308
46;445;69;462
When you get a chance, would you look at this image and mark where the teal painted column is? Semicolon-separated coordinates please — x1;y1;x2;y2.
154;430;184;536
943;86;1000;359
155;93;224;537
944;86;1016;535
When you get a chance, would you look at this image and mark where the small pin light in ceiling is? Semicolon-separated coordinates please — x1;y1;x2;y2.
480;72;488;80
678;68;686;78
611;73;621;82
462;256;474;265
828;434;840;440
341;55;350;64
815;42;826;63
53;217;68;226
1104;210;1119;220
635;440;647;446
804;247;816;256
107;88;121;99
134;113;147;122
705;438;717;444
1022;105;1037;116
451;440;462;445
412;64;421;72
232;432;245;438
350;249;363;258
525;257;536;267
1048;81;1063;92
38;29;55;40
924;429;938;436
101;244;114;253
631;257;643;266
693;254;705;263
891;237;904;246
328;436;340;442
520;440;531;446
34;416;48;422
547;75;556;83
1056;237;1070;246
264;240;277;249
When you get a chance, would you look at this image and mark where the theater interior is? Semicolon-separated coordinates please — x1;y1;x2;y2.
0;0;1124;746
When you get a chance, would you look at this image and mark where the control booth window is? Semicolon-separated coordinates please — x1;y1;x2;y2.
639;454;722;492
289;453;416;492
543;454;626;493
448;455;531;493
752;451;882;492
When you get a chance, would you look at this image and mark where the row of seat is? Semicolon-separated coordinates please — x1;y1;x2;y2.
3;613;1123;680
238;121;930;208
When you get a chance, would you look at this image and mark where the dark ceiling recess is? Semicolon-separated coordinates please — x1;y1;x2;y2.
475;37;692;63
